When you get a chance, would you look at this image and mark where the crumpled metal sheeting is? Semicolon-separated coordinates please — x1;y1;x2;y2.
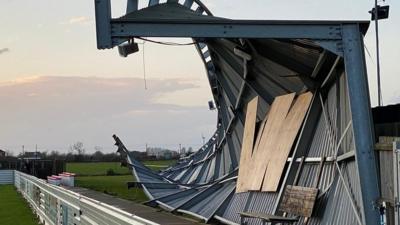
216;192;251;223
156;189;202;209
115;5;370;221
161;132;237;186
207;38;312;98
161;132;220;181
118;2;225;22
136;173;165;183
244;192;279;225
127;152;167;184
298;163;336;192
250;39;321;75
149;188;183;199
338;73;355;155
179;181;236;221
319;161;363;225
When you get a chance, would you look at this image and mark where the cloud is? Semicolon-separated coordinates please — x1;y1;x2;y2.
61;16;92;25
0;76;40;87
0;48;10;54
0;76;216;153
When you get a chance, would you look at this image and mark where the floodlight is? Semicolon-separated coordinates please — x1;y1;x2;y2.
369;5;390;20
118;41;139;57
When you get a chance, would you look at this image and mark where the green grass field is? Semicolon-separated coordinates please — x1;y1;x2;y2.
66;160;176;176
75;175;148;202
0;185;41;225
69;160;176;203
141;160;176;171
66;162;130;176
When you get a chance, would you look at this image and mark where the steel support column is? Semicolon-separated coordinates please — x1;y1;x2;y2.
126;0;138;13
94;0;112;49
342;24;380;225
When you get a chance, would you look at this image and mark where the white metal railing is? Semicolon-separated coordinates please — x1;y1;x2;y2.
13;171;159;225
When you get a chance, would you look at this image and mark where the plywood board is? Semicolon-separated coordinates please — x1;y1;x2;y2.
246;93;296;191
236;96;259;193
279;185;318;217
262;92;313;192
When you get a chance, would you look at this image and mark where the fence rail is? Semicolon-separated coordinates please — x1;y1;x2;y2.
13;171;159;225
1;139;399;225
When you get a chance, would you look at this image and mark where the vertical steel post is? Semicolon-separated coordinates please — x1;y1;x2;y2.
342;24;381;225
94;0;112;49
148;0;159;6
374;0;382;106
126;0;138;13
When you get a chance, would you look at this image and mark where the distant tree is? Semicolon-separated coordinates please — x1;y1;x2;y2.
41;151;48;159
188;147;193;154
65;152;74;162
70;142;85;161
46;150;64;160
92;151;104;161
5;150;14;157
104;153;120;162
70;142;85;155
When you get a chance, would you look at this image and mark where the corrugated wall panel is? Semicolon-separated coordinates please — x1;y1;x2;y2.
0;170;14;184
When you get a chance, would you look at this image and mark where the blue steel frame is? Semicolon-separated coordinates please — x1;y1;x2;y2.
95;1;380;224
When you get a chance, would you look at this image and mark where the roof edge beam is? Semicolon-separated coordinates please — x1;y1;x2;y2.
98;20;347;49
110;22;342;40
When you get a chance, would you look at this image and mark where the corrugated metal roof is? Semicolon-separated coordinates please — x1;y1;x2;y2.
110;1;378;225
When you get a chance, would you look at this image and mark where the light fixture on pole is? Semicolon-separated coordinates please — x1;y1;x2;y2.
369;1;390;106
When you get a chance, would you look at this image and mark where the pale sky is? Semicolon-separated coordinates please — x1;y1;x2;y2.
0;0;399;154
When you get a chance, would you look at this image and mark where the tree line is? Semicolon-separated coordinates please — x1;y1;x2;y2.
6;142;183;162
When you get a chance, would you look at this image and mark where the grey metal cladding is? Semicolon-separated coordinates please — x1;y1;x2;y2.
104;1;379;224
0;170;14;185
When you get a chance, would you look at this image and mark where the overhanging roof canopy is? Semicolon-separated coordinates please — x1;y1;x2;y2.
95;1;369;49
95;1;380;225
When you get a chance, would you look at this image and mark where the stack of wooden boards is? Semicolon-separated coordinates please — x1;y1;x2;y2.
236;92;313;193
375;136;400;225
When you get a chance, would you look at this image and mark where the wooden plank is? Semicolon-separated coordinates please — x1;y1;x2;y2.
380;150;394;225
262;92;313;192
236;96;259;193
279;185;318;217
379;136;400;144
380;150;394;199
393;142;400;225
252;111;268;157
376;143;395;151
246;93;296;191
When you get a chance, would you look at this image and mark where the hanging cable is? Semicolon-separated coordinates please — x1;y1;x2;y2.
134;37;195;90
364;44;375;65
142;41;147;90
136;37;196;46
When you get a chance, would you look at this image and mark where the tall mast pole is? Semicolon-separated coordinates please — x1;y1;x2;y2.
375;0;382;106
